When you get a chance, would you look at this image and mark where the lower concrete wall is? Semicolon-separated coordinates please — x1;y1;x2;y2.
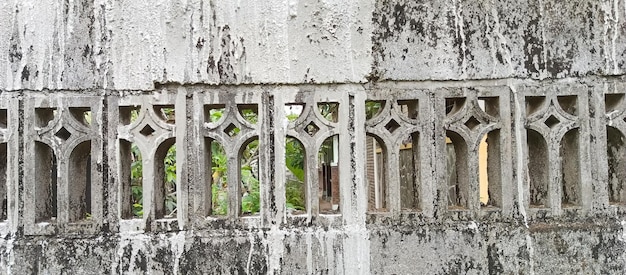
0;219;623;274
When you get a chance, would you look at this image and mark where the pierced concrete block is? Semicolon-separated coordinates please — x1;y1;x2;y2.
107;90;187;233
517;83;591;218
433;87;513;220
23;93;103;235
190;86;266;228
364;88;434;217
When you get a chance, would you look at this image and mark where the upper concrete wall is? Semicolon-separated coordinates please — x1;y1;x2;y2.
0;0;373;90
373;0;626;81
2;0;625;90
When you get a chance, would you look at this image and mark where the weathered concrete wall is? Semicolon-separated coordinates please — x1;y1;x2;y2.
372;0;626;80
0;0;373;90
0;0;626;274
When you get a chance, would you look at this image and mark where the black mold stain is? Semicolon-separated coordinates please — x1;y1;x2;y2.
196;37;205;49
207;55;216;73
21;66;30;82
487;244;503;275
523;18;545;76
546;47;574;77
217;25;237;83
8;43;22;63
154;246;174;271
392;4;407;33
134;250;148;272
83;44;92;58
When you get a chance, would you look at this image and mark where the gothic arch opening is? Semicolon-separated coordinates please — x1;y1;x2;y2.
286;136;306;215
240;137;260;216
366;134;387;212
35;141;57;222
400;131;420;210
479;130;502;208
527;129;549;208
560;128;581;208
446;131;469;209
205;138;228;216
155;138;177;219
68;141;92;222
120;139;143;219
607;126;626;204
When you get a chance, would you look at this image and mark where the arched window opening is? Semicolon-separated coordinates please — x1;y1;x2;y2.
241;138;260;216
206;138;228;216
285;103;305;122
119;106;140;125
318;102;339;123
68;141;92;222
204;104;226;123
120;140;143;219
365;101;384;120
479;130;502;208
400;132;420;210
398;100;419;119
35;141;57;222
69;107;92;126
238;104;259;124
527;130;549;208
35;108;56;127
0;142;7;221
286;137;306;215
560;129;581;208
367;135;387;212
319;135;340;214
446;131;469;209
154;105;175;124
607;126;626;204
155;138;176;219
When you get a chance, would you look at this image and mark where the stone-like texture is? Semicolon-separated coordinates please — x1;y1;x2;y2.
0;81;620;274
0;0;372;90
1;0;106;90
3;0;624;89
1;0;626;274
373;0;626;81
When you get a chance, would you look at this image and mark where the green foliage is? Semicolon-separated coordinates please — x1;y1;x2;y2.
240;139;260;214
286;113;300;122
210;141;228;215
240;166;260;214
318;103;338;122
285;138;306;211
130;143;143;217
129;107;309;217
164;145;177;216
240;108;258;124
209;108;223;122
365;101;382;120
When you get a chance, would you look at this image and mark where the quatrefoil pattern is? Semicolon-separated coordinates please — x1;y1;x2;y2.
119;104;176;148
525;95;580;140
24;96;103;236
365;99;424;147
34;107;95;151
444;95;502;150
198;90;263;219
287;101;339;146
203;103;258;149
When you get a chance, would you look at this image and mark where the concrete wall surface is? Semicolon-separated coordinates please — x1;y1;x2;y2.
0;0;625;274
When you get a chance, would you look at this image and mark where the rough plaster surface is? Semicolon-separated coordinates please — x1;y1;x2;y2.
372;0;626;80
0;0;625;274
1;0;373;90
